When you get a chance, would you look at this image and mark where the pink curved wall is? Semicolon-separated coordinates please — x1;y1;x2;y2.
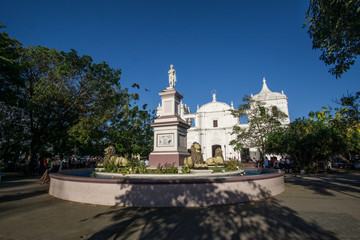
49;171;284;207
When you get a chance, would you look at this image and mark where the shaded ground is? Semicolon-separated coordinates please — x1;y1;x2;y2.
0;170;359;240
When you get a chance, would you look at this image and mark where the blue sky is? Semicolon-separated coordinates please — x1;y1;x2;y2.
1;0;359;121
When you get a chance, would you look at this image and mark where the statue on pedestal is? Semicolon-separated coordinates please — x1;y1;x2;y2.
168;64;176;88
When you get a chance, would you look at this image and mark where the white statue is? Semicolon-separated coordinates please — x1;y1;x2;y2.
211;90;217;102
168;64;176;88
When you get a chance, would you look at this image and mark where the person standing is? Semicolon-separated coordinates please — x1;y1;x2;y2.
264;157;269;168
285;157;291;173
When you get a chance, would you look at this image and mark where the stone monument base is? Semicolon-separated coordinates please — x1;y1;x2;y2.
149;151;189;167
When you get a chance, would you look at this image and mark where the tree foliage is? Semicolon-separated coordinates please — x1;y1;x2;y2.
266;92;360;172
266;117;344;172
16;46;135;166
317;92;360;154
107;103;155;158
0;26;154;169
304;0;360;78
0;23;25;162
230;95;288;160
0;23;22;102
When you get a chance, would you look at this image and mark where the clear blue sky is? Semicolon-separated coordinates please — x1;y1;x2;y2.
1;0;359;121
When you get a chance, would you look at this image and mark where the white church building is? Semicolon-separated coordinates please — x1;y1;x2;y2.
183;78;290;161
156;75;290;161
180;92;239;161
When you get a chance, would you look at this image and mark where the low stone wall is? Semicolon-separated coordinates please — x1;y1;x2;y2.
49;169;284;207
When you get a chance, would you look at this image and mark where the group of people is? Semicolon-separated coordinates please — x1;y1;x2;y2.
252;156;293;173
64;156;102;169
38;155;102;184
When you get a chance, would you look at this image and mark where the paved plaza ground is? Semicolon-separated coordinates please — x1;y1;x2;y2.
0;170;359;240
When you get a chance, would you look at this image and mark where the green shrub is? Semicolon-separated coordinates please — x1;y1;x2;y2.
136;161;148;174
102;160;180;175
224;158;243;171
104;161;117;172
155;163;178;174
212;167;224;173
181;165;191;174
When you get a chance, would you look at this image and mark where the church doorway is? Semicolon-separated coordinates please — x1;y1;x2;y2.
241;148;250;162
212;145;221;157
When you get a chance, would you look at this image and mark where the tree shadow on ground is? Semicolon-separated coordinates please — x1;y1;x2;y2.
0;189;48;203
114;179;273;207
0;179;34;189
87;179;337;240
0;178;48;203
285;173;360;199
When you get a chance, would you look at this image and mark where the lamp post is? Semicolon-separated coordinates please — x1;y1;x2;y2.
224;145;226;160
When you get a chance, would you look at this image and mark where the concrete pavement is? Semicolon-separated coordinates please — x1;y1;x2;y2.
0;171;359;240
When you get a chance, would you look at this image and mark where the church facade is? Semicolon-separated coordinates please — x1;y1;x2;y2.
155;72;290;161
180;78;290;161
180;93;239;160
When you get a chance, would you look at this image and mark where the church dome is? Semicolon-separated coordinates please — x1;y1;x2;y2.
198;101;232;113
252;77;287;101
198;92;233;113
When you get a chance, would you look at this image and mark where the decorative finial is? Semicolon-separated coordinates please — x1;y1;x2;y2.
197;104;199;110
260;77;271;93
211;90;217;102
231;101;234;109
168;64;177;88
281;90;284;95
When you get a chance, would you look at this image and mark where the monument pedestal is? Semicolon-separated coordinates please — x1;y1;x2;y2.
149;152;189;167
149;86;190;167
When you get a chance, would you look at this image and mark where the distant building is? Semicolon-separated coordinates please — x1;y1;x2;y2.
156;77;290;161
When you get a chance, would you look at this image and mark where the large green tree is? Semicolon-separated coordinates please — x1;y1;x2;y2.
0;24;26;163
0;26;154;171
266;92;360;172
230;95;288;161
304;0;360;78
0;25;154;169
14;46;136;168
313;92;360;155
0;23;22;104
266;117;344;172
107;103;154;158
